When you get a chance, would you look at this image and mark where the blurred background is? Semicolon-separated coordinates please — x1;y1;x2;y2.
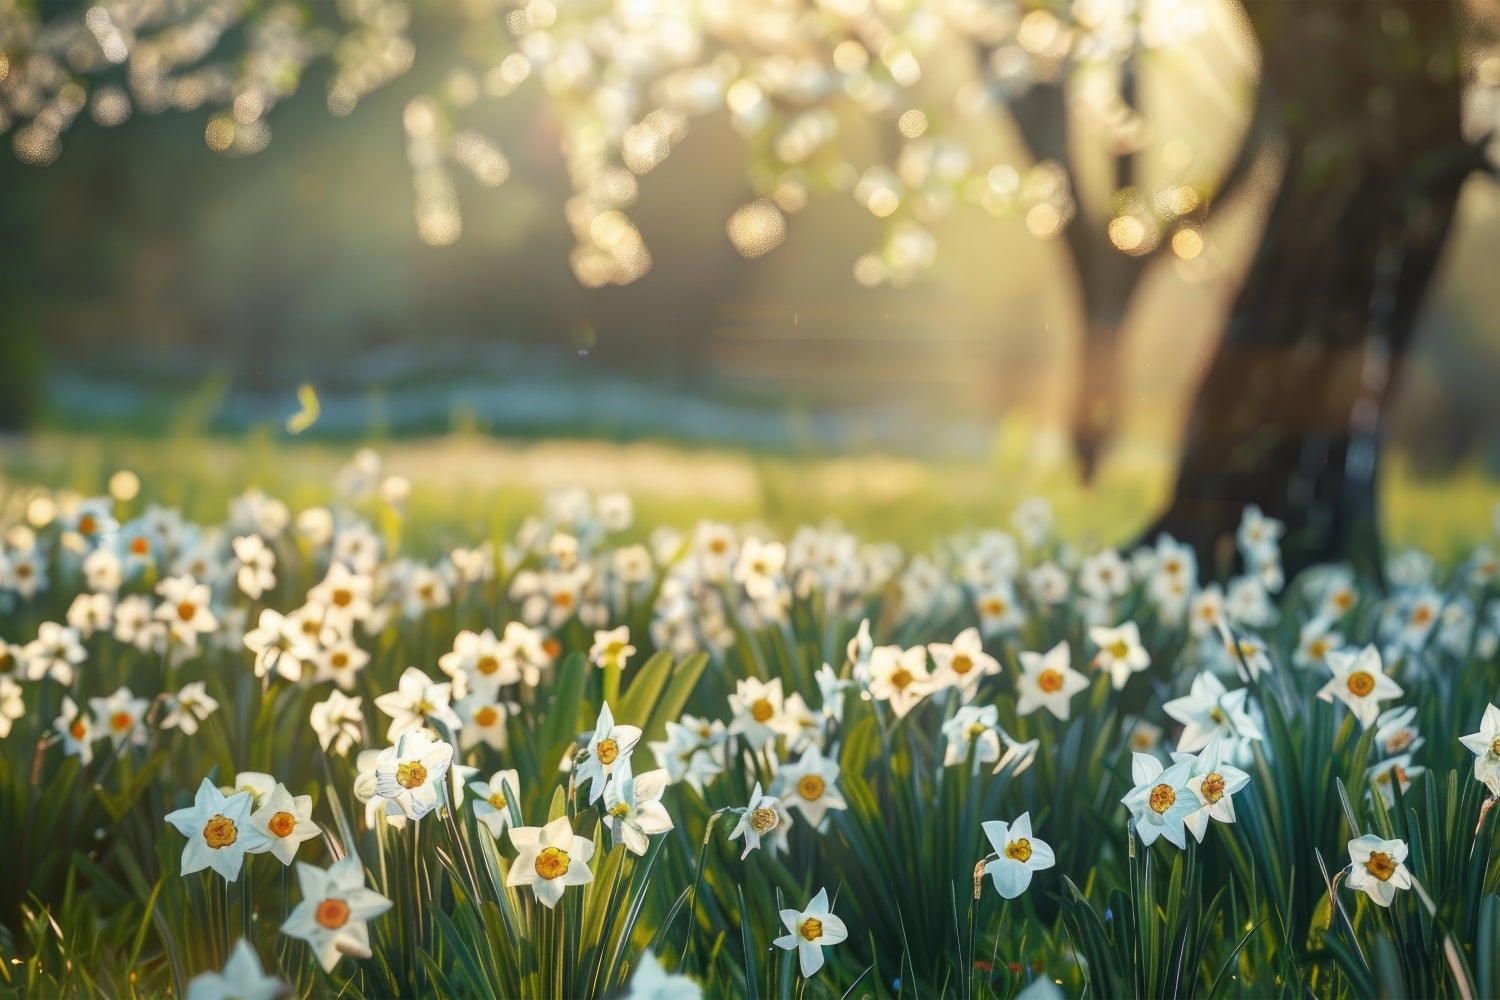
1;0;1498;555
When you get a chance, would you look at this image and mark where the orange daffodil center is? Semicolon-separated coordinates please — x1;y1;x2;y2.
799;917;823;941
316;898;351;929
203;815;237;848
1149;784;1176;814
1346;671;1375;697
1365;851;1396;882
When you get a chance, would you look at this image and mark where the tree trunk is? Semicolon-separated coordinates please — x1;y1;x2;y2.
1148;0;1481;580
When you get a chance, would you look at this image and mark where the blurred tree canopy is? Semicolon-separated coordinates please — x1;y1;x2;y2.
1;0;1498;574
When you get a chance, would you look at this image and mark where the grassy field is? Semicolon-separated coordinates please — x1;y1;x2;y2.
2;426;1494;559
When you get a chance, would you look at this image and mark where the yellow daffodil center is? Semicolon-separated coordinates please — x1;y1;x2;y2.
709;538;729;555
203;815;238;848
176;601;197;622
1365;851;1396;882
797;775;826;801
1386;731;1414;753
1005;838;1032;862
268;811;297;838
750;698;775;722
397;761;428;789
330;651;349;669
474;706;499;727
749;806;779;834
966;722;988;739
1200;772;1226;803
110;711;133;732
1346;671;1375;697
1149;784;1176;814
1411;606;1433;626
889;668;913;690
316;898;350;929
477;655;500;676
0;649;10;673
597;738;619;765
983;598;1007;616
951;654;974;675
1038;669;1063;693
332;588;353;607
1209;707;1226;724
799;917;823;941
487;792;506;810
609;802;631;818
1490;737;1500;758
1334;591;1354;611
534;846;570;880
552;591;573;609
1309;638;1329;658
1109;640;1129;660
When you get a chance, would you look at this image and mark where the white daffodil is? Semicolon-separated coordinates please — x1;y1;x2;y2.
1294;618;1343;670
1373;706;1424;758
1317;645;1402;729
458;696;511;752
727;676;784;749
974;585;1025;637
1367;754;1423;807
941;705;1001;767
575;701;643;803
647;716;725;794
1173;738;1250;842
373;732;454;820
1162;671;1263;754
590;626;636;671
280;855;393;972
165;777;269;882
438;628;519;701
24;621;86;686
90;686;150;750
231;535;276;600
1089;622;1150;689
311;638;369;690
185;939;285;1000
155;575;219;648
867;644;934;718
161;681;219;735
603;761;675;856
927;627;1000;698
1015;641;1088;720
242;609;307;683
773;887;848;978
982;811;1056;898
373;667;463;741
227;772;277;805
507;815;596;908
1459;703;1500;796
726;782;792;859
310;690;365;756
249;782;322;866
66;592;114;638
1345;834;1413;907
54;696;96;765
773;745;846;830
1121;753;1196;849
993;728;1041;778
622;949;703;1000
470;769;521;839
0;676;23;738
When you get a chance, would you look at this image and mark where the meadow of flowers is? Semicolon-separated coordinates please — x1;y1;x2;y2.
2;448;1500;999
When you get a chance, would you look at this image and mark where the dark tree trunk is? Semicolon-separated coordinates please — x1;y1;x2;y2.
1149;0;1483;580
